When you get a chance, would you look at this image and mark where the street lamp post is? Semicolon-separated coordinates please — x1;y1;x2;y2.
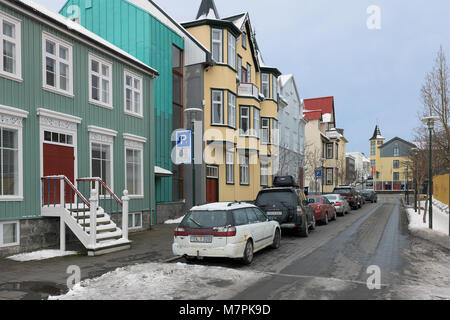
422;116;439;230
184;108;203;208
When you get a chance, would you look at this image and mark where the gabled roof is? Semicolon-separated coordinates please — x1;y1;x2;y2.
196;0;220;20
379;137;416;149
303;96;336;123
370;125;384;140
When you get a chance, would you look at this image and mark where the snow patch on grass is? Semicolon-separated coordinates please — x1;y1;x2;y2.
406;200;449;236
7;250;79;262
48;262;267;300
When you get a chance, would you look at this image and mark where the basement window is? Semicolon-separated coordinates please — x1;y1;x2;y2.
128;212;142;230
0;221;19;247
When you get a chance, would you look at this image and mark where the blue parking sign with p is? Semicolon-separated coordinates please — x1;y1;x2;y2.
177;130;191;147
175;130;192;165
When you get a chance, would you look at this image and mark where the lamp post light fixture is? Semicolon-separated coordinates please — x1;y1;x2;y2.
421;116;439;230
184;108;203;208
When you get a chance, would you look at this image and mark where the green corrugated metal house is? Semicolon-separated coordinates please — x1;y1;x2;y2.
0;0;159;256
59;0;211;217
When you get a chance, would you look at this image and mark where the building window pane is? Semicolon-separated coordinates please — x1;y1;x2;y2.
261;162;269;186
272;75;278;100
89;55;112;107
240;107;250;136
226;151;234;184
212;90;223;124
227;32;236;68
211;29;223;63
43;34;72;94
261;73;270;99
91;143;112;195
253;108;260;138
261;118;270;144
124;71;143;117
2;222;17;244
0;128;18;196
126;148;143;196
1;16;20;78
228;92;236;128
240;154;249;185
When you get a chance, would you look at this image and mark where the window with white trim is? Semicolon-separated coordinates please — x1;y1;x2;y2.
0;13;21;80
393;142;400;157
240;106;250;136
261;118;270;144
253;108;260;138
261;73;270;98
91;142;112;195
89;54;112;108
128;212;143;229
42;33;73;95
237;56;242;81
247;63;251;83
326;168;334;185
211;90;224;125
211;28;223;63
260;162;269;186
227;92;236;128
0;221;19;247
125;146;143;197
272;75;278;100
124;71;143;117
226;151;234;184
272;119;279;146
239;153;249;185
0;126;19;197
227;32;236;69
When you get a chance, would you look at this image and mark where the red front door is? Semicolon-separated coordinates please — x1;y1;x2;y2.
206;178;218;203
43;143;75;205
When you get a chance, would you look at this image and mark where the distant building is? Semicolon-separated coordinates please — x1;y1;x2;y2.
345;156;356;185
346;152;371;186
369;126;416;191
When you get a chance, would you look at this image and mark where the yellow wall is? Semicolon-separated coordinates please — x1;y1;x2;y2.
434;173;450;205
186;21;279;202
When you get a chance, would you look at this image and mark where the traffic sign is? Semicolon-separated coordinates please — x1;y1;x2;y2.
175;130;192;165
315;168;323;179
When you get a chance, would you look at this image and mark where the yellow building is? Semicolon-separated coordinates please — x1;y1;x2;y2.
182;0;281;202
369;126;415;191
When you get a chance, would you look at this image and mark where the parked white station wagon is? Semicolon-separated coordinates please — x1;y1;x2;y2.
172;202;281;265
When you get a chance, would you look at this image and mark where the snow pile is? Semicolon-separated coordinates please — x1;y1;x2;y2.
164;216;185;225
7;250;79;262
407;200;449;236
49;262;267;300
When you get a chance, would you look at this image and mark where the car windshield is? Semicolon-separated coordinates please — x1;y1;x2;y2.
180;210;229;229
325;195;338;200
256;190;297;207
334;188;351;194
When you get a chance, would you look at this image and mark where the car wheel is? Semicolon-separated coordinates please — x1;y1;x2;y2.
324;213;329;225
298;220;309;237
242;240;254;265
271;229;281;249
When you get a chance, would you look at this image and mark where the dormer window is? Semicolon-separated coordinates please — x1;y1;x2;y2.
211;28;223;63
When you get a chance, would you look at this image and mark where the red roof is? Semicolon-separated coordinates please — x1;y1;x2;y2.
303;96;335;121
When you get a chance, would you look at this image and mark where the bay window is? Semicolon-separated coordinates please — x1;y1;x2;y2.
211;90;224;125
211;28;223;63
227;92;236;128
227;32;236;69
261;73;270;98
239;106;250;136
253;108;260;138
272;75;278;100
261;118;270;144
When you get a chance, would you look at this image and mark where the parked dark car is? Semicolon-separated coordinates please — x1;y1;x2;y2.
356;191;365;206
332;186;359;210
255;176;316;237
361;190;378;203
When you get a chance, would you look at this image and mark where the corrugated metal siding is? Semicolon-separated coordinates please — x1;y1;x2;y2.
60;0;184;203
0;2;155;220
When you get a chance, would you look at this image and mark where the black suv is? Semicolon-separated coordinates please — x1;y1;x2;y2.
255;176;315;237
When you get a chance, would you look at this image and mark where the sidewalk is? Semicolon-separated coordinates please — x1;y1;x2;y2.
0;224;179;300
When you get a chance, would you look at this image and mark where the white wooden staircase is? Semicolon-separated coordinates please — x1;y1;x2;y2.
41;176;132;256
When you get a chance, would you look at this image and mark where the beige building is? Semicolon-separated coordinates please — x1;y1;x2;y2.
303;97;348;194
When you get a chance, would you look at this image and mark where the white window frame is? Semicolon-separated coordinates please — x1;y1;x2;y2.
128;212;143;230
326;168;334;185
0;220;20;247
239;153;250;185
261;73;270;99
88;53;113;109
260;162;269;187
211;28;223;63
240;106;250;136
393;143;400;157
227;91;236;128
247;63;251;83
42;32;73;96
0;12;21;81
0;105;27;202
124;134;146;199
253;108;260;138
237;56;242;81
227;32;236;69
261;118;270;144
124;70;143;118
272;75;278;100
226;151;235;184
211;90;224;125
89;129;115;196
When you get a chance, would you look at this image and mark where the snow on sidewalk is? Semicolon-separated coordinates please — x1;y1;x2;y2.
407;199;449;236
164;216;185;224
7;250;79;262
49;262;267;300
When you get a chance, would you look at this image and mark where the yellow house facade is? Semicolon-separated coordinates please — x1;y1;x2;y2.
370;126;415;191
183;2;281;202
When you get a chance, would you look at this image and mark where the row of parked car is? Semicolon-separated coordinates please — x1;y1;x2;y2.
172;176;378;265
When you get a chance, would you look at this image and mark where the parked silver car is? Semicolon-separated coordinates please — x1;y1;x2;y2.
323;194;351;216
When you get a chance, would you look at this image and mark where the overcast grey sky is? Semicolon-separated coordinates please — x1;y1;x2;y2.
35;0;450;155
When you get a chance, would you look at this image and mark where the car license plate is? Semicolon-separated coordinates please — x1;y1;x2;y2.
190;236;213;243
267;211;283;216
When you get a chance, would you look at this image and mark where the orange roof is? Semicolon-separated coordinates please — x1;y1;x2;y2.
303;96;335;121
